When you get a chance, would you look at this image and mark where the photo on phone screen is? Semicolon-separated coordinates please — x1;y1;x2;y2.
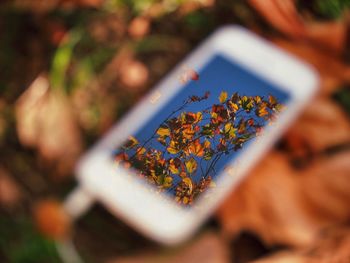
112;54;290;206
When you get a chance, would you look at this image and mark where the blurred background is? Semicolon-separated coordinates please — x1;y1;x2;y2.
1;0;350;262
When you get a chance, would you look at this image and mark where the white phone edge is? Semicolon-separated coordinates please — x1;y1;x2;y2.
75;25;319;245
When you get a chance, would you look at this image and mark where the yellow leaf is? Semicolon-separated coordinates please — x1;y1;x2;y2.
183;177;193;193
124;136;139;149
157;127;170;137
203;140;211;149
228;101;239;112
254;96;262;104
163;176;173;188
224;123;232;133
257;105;269;117
188;139;204;157
136;147;146;157
219;91;228;103
185;158;197;174
180;171;187;178
224;123;236;138
169;159;179;174
183;196;189;204
195;112;202;123
167;140;179;154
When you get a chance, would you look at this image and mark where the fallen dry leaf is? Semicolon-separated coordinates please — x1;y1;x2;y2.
12;0;59;13
249;0;305;38
216;151;350;248
106;232;229;263
119;59;149;89
272;39;350;96
33;199;71;240
15;74;82;176
253;226;350;263
128;16;150;39
217;151;316;247
284;98;350;155
249;0;348;53
305;20;347;55
0;167;22;208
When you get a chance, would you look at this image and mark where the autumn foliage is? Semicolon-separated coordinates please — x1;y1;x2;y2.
114;91;283;205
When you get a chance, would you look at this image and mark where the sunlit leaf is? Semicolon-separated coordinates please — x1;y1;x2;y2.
182;124;196;140
183;196;190;204
123;136;139;149
188;139;205;157
239;96;254;111
201;124;214;137
203;140;211;149
228;101;239;113
167;140;179;154
254;95;262;104
157;136;167;146
219;91;228;103
237;120;246;134
136;147;146;158
163;176;173;188
256;103;269;117
185;158;197;174
224;123;237;139
204;149;214;160
183;177;193;193
169;158;180;174
157;126;170;137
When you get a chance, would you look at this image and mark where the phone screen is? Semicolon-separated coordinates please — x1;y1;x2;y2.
113;54;290;206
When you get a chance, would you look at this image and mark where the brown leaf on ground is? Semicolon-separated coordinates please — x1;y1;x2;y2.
253;226;350;263
0;167;22;208
128;16;150;39
12;0;59;13
272;39;350;96
33;199;71;240
249;0;348;53
119;59;149;89
0;100;7;143
249;0;305;38
305;21;347;55
106;232;230;263
216;151;350;248
15;74;82;176
217;151;317;247
284;98;350;156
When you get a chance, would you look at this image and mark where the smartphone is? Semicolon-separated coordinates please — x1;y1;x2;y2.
75;26;319;244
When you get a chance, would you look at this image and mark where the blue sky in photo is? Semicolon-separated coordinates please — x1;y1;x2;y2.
114;54;290;196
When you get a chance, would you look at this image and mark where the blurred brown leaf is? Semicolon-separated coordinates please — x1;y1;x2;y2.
0;100;6;142
249;0;348;53
33;199;71;240
0;167;22;208
107;232;229;263
12;0;59;13
15;74;82;176
119;59;149;89
249;0;305;38
273;39;350;96
128;16;150;39
284;98;350;156
253;226;350;263
12;0;103;13
216;151;350;248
